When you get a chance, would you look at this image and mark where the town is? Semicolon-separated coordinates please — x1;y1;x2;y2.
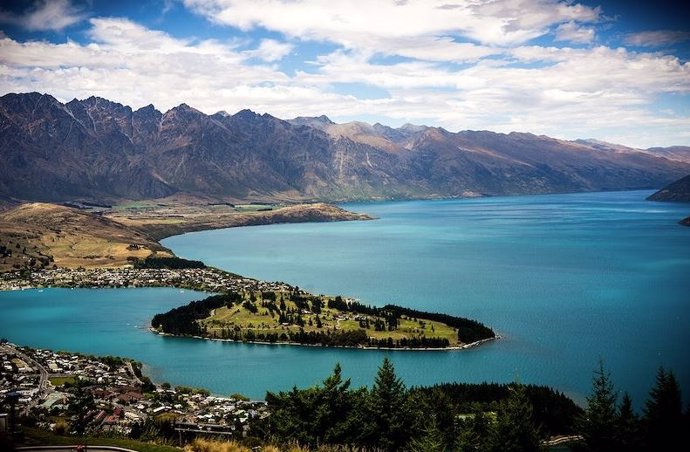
0;267;295;294
0;341;269;441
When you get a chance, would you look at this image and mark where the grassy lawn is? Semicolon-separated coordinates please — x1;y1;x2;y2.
49;376;77;387
199;292;459;346
22;427;181;452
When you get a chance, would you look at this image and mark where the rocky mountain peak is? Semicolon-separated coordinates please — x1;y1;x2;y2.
1;92;689;203
134;104;161;117
231;109;267;125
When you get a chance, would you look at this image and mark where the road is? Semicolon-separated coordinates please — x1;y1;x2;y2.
125;361;144;386
1;343;51;413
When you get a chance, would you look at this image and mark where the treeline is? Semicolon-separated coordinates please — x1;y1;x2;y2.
410;382;582;437
577;362;689;451
200;327;452;348
328;296;495;343
151;293;242;335
259;359;576;451
258;360;689;451
130;256;206;269
382;304;495;344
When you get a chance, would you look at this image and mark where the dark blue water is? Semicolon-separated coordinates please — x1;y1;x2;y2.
1;191;688;406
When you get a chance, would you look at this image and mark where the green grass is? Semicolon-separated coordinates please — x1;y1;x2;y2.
199;292;459;346
233;204;275;212
112;201;157;211
49;376;77;387
22;427;182;452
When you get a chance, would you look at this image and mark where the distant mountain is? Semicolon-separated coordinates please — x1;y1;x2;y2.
647;175;690;202
1;92;689;203
644;146;690;164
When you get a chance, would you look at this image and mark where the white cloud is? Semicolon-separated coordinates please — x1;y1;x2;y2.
379;37;499;63
291;43;690;147
555;21;595;44
624;30;690;47
0;0;87;31
182;0;600;50
244;39;293;62
0;18;290;113
2;15;689;147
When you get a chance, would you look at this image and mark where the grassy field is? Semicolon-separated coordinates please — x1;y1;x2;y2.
0;202;173;271
48;376;77;387
198;292;460;347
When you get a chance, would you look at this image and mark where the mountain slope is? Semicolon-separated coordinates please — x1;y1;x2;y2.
644;146;690;164
647;175;690;202
0;202;171;271
1;92;689;203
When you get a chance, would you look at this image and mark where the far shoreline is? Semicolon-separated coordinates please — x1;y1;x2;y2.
149;327;501;352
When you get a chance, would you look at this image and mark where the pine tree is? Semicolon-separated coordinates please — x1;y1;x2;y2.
456;410;494;452
580;360;618;452
615;392;641;451
68;379;96;436
408;416;445;452
367;357;410;451
643;367;683;449
492;383;541;452
312;363;354;445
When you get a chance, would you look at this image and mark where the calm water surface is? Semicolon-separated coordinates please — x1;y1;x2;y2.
1;190;688;405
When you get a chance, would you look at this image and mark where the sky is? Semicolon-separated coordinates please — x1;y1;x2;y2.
0;0;689;148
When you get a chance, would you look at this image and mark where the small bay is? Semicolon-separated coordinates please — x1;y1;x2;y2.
1;190;689;405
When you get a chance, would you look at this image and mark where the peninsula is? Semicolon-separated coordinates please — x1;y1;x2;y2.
0;200;371;272
151;290;496;349
0;200;496;351
0;201;495;349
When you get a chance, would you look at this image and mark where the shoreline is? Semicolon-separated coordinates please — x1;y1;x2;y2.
1;268;498;353
149;327;500;352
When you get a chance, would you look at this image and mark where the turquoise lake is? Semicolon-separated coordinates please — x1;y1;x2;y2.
1;190;689;406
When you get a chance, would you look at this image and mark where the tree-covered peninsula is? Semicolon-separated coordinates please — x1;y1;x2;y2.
151;290;495;349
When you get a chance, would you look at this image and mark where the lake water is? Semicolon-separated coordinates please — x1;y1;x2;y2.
1;190;689;406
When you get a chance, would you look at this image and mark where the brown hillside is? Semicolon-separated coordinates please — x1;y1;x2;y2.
0;203;171;271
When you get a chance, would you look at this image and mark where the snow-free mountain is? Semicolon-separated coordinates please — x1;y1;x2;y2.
1;92;688;203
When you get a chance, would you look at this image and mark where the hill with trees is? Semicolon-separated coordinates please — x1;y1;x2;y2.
151;291;495;349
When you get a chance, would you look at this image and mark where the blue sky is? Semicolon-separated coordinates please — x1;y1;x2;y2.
0;0;688;147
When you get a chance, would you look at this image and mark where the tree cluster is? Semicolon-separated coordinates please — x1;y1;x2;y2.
151;292;242;335
328;296;495;343
381;305;495;343
261;359;572;451
131;256;206;269
578;361;688;452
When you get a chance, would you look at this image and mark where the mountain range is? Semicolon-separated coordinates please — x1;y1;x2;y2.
1;92;689;204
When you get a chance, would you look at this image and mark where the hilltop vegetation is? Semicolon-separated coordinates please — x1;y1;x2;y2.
151;291;495;349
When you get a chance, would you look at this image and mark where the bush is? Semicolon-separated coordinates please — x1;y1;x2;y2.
184;438;250;452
